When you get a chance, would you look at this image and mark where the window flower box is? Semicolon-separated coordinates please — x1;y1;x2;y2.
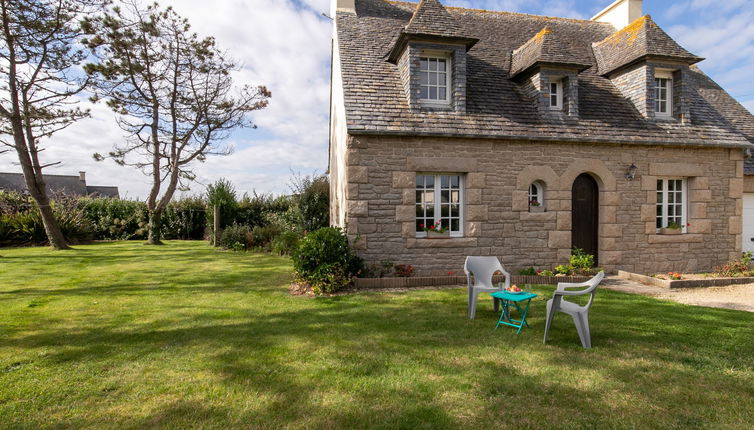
426;230;450;239
659;227;682;235
529;205;545;213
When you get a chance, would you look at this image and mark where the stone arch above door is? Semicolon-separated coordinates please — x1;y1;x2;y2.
560;159;617;192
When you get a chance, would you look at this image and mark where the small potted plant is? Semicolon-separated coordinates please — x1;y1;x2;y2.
529;199;545;213
421;220;449;239
660;221;683;235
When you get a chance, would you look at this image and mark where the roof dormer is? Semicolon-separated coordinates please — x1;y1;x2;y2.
386;0;478;113
510;26;591;118
592;15;703;122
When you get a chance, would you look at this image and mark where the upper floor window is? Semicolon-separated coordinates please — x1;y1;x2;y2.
416;174;463;237
655;71;673;117
419;55;451;105
656;178;687;232
549;79;563;110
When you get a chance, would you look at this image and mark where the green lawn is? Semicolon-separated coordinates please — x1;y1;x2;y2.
1;241;752;429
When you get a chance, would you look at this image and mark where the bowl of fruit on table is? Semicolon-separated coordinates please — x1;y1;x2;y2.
506;285;524;294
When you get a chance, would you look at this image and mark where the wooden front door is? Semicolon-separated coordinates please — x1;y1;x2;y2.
571;173;599;263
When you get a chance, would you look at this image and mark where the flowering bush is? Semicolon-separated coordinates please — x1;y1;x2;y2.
394;264;415;277
714;251;753;277
667;272;682;280
420;220;447;234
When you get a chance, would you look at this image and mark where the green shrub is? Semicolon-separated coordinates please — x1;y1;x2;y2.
78;197;148;240
362;260;394;278
292;227;362;294
218;224;252;250
0;193;93;246
287;174;329;233
569;248;595;274
249;224;282;250
518;267;537;276
554;264;574;275
162;197;206;240
270;230;300;256
538;269;555;277
206;178;238;235
236;193;291;229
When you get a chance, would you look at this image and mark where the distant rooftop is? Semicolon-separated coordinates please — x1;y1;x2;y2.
0;171;120;198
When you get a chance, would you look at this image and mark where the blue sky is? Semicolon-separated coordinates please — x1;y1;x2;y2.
2;0;751;199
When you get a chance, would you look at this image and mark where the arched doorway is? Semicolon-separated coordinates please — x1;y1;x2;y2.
571;173;599;263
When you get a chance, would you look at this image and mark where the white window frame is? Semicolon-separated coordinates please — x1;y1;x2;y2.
415;173;464;238
655;70;673;118
529;182;544;206
549;79;563;110
656;178;687;233
419;52;452;106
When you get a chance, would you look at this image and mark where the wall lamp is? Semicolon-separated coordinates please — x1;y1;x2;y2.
625;163;638;181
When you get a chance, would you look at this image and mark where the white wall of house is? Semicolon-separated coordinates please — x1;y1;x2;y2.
591;0;643;30
329;23;349;228
743;193;754;254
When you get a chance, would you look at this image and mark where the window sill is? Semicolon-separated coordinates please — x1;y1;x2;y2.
647;233;703;244
406;237;477;248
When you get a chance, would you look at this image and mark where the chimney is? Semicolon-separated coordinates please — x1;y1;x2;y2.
330;0;355;17
78;171;86;184
591;0;642;30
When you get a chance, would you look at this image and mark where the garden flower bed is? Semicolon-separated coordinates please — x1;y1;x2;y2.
354;274;591;289
618;270;754;289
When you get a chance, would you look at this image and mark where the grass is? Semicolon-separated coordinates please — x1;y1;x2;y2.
1;241;753;429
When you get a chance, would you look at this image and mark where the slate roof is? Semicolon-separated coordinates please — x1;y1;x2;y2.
403;0;463;38
0;172;120;197
336;0;754;150
592;15;704;76
510;26;592;78
386;0;478;63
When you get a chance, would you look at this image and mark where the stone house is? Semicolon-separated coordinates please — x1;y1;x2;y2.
0;171;120;198
328;0;754;275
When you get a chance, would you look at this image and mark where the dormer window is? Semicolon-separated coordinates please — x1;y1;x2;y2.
655;71;673;117
549;79;563;110
419;54;451;105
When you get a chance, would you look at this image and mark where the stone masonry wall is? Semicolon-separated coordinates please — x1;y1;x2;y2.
339;135;743;276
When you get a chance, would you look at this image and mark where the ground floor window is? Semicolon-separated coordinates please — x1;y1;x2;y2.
416;174;463;237
529;181;544;207
656;178;687;231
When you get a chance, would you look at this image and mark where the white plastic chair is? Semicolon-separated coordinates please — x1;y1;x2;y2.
543;271;605;348
464;256;510;319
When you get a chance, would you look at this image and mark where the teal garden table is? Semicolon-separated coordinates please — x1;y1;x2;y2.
490;290;537;334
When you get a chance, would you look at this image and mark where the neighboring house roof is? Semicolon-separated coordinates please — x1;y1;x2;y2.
336;0;754;149
85;186;120;198
0;172;119;198
510;26;592;78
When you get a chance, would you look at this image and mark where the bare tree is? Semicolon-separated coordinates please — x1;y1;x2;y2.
0;0;101;250
84;1;270;244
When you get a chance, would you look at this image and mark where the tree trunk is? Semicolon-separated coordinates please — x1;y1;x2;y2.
16;143;70;250
146;210;163;245
37;196;71;250
213;205;220;246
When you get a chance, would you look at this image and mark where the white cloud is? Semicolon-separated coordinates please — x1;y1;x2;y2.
1;0;333;200
3;0;752;200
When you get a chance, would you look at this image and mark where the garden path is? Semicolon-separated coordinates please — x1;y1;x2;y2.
602;276;754;313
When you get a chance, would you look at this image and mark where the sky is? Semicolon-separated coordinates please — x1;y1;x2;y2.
2;0;752;200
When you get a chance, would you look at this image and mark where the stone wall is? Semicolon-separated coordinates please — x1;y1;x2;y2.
334;135;744;276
